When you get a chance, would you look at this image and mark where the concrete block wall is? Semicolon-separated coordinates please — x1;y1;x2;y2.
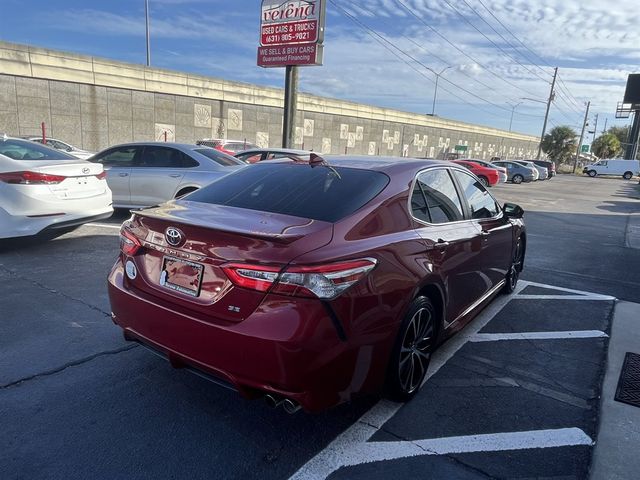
0;41;539;158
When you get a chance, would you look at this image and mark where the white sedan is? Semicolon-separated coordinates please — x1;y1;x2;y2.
0;135;113;239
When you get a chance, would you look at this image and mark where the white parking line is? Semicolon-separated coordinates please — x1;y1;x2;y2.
291;428;592;479
520;281;616;300
469;331;609;342
290;280;612;479
515;294;614;301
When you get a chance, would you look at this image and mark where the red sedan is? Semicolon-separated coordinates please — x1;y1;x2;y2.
451;160;501;187
108;156;526;412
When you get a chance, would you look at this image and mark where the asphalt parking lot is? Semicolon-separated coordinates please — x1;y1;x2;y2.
1;174;639;479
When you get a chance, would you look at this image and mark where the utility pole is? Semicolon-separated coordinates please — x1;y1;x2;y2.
573;101;590;173
592;113;599;142
145;0;151;66
537;66;558;160
602;117;608;134
282;66;298;148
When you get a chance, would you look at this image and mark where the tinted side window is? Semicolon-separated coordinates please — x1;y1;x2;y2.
452;170;499;219
139;146;184;168
94;146;139;167
181;152;199;168
413;169;464;224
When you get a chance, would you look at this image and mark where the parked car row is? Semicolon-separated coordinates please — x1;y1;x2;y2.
454;158;555;185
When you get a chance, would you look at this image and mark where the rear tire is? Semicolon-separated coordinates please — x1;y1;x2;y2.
512;174;524;184
478;176;489;187
386;297;436;402
503;236;524;294
588;170;597;177
623;171;633;180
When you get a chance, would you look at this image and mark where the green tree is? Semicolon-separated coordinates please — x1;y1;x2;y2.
541;126;577;163
591;133;622;158
607;126;630;146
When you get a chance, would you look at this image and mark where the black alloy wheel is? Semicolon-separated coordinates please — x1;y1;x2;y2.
387;297;436;401
503;237;524;294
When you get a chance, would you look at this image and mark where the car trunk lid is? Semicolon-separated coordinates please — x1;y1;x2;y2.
124;201;334;323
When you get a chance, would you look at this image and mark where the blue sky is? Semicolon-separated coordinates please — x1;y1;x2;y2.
1;0;637;138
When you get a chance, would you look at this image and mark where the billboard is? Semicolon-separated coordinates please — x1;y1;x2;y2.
623;74;640;106
258;0;325;68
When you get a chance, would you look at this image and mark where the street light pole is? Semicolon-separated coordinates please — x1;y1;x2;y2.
536;66;558;160
431;66;452;116
509;101;523;132
145;0;151;66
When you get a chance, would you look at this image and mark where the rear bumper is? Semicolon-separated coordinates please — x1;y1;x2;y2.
107;259;372;412
0;204;113;239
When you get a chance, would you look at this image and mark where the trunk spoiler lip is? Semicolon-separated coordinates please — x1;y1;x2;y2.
133;201;332;242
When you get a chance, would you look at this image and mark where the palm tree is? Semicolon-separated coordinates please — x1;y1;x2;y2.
591;133;622;158
541;126;577;163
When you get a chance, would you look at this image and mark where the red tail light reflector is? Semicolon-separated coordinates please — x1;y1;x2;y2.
222;258;377;300
96;171;107;180
0;171;66;185
120;227;142;256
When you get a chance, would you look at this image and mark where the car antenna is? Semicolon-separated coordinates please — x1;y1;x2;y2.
309;153;341;179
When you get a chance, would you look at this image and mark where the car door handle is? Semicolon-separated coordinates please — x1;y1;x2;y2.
118;173;129;177
480;230;490;237
169;174;181;178
434;239;450;248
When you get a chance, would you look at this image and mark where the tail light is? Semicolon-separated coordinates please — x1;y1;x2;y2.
0;171;66;185
222;258;377;300
120;226;142;256
96;171;107;180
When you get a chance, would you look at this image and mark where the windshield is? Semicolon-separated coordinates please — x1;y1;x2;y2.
185;163;390;223
0;139;76;161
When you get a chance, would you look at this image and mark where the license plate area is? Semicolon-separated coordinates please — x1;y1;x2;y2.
160;256;204;297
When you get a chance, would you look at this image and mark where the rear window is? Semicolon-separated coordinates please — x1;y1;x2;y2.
194;148;244;167
0;139;75;161
185;163;390;223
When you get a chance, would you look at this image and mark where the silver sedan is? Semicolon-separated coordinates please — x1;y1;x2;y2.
89;142;244;208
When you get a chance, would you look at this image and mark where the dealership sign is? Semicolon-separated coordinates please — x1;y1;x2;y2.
258;0;325;68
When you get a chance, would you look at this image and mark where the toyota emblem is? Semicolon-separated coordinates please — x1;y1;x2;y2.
165;227;184;246
82;167;90;174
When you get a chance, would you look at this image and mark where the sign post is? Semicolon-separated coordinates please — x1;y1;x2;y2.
258;0;326;148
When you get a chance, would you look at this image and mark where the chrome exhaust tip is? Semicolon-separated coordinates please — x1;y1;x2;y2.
282;398;301;414
264;394;283;409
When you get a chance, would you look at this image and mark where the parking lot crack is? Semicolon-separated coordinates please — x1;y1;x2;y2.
0;265;111;317
0;344;138;389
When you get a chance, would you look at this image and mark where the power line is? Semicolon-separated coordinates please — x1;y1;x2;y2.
340;0;543;117
472;0;553;75
439;0;551;83
329;0;546;122
389;0;545;100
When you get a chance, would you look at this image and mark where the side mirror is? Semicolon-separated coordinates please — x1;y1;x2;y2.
66;147;73;152
503;202;524;219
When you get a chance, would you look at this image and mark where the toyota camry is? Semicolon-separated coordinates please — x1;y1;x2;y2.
108;155;525;412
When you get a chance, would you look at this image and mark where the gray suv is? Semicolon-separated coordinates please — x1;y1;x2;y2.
90;142;244;208
492;160;536;184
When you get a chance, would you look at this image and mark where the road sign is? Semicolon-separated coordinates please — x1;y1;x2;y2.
454;145;468;152
258;0;326;68
257;43;323;67
581;144;590;153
